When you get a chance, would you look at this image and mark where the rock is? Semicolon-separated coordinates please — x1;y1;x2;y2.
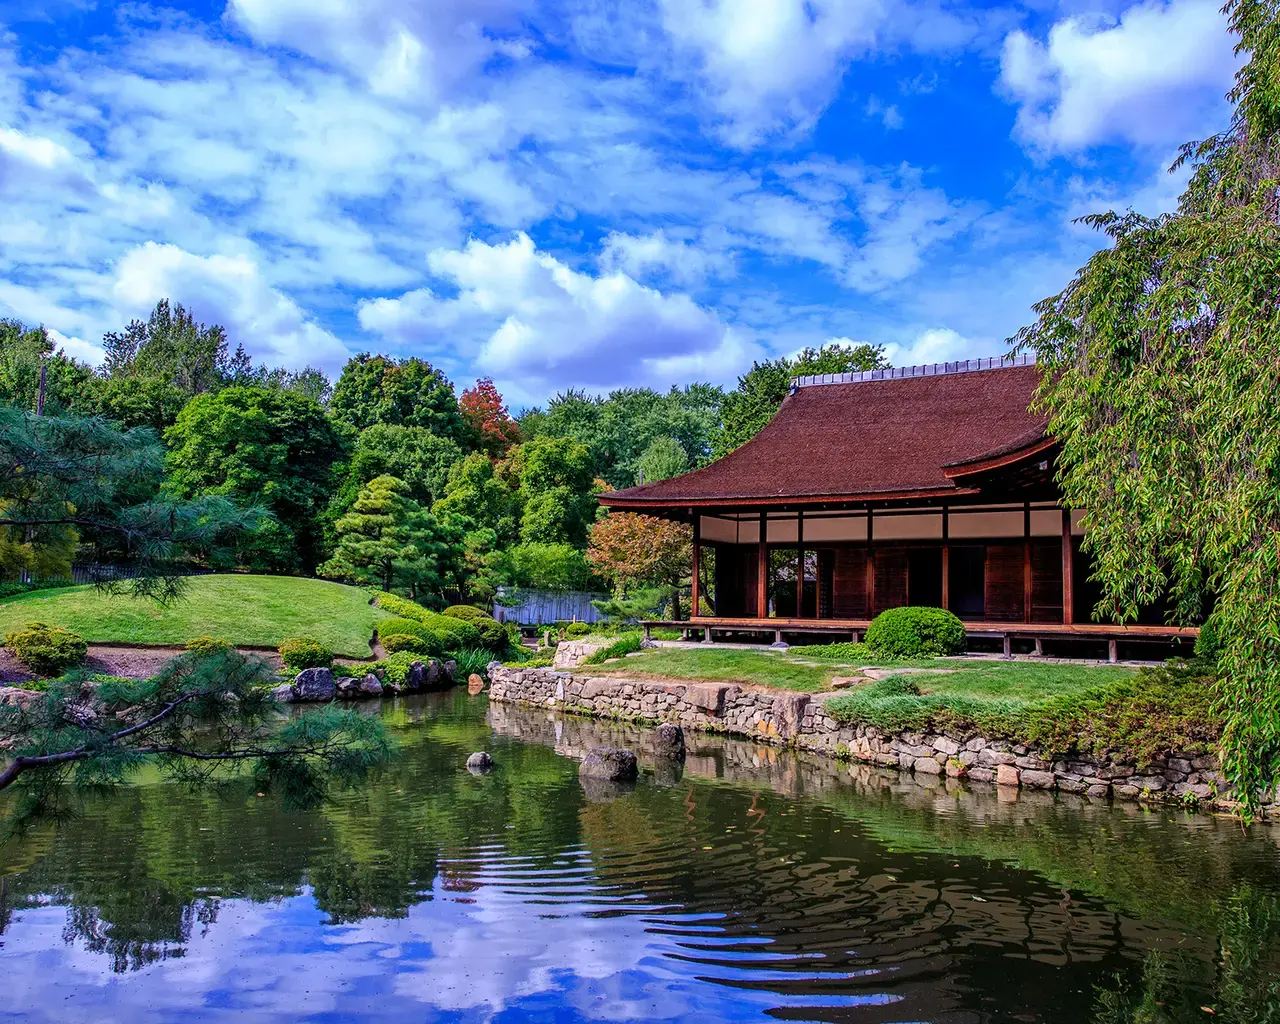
1087;783;1111;798
996;764;1021;787
653;723;686;761
467;673;484;687
359;674;384;697
443;660;457;684
292;667;336;702
978;748;1018;767
829;676;867;690
967;766;996;783
269;683;295;703
554;641;608;669
335;676;361;698
0;687;42;708
913;756;944;776
1020;769;1056;790
929;735;961;756
686;683;728;714
579;746;638;782
945;759;967;778
465;751;494;774
770;693;809;739
579;775;636;802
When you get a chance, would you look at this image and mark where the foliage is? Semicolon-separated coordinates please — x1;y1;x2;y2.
0;498;77;585
184;635;232;656
277;636;334;672
591;586;669;621
443;605;507;650
0;319;97;416
507;436;597;546
713;343;887;457
0;579;77;600
863;607;967;659
488;543;597;592
432;453;520;545
343;425;463;506
319;475;462;598
564;621;592;638
587;512;691;593
1011;0;1280;816
787;641;870;661
329;354;468;441
580;633;643;665
382;633;430;655
0;576;389;657
376;618;448;655
366;651;420;687
100;299;246;397
635;435;688;484
373;592;434;621
372;593;480;649
0;649;394;819
164;385;340;572
520;384;723;488
449;646;495;680
0;408;258;599
4;621;88;676
459;377;520;459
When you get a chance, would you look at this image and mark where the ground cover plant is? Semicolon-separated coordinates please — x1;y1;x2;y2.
0;575;389;657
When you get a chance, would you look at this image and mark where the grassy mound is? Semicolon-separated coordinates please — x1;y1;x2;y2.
0;575;389;657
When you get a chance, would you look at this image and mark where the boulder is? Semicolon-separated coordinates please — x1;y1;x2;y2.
334;676;361;698
359;674;384;697
466;751;494;774
443;660;457;684
578;775;636;802
996;763;1020;787
579;746;638;782
270;683;295;703
403;661;427;691
467;673;484;687
292;667;336;702
0;687;43;708
653;723;685;761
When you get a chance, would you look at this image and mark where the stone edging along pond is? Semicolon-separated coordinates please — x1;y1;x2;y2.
486;663;1277;817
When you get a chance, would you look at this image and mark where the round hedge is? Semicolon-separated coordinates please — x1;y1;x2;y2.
278;635;334;672
4;621;88;676
863;607;967;659
382;633;430;655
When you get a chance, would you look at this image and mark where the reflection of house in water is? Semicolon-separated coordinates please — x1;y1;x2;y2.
600;357;1198;658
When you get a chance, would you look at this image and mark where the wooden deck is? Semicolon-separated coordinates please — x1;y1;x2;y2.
640;616;1198;662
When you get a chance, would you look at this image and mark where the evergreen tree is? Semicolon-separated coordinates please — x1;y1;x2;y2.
329;354;468;441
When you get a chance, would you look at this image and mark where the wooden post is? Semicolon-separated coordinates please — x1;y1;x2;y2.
691;516;701;619
1034;637;1044;657
795;510;805;619
941;505;950;612
865;508;875;617
1002;633;1012;659
1108;639;1118;664
1023;502;1032;623
702;626;713;644
1061;508;1074;625
757;511;768;619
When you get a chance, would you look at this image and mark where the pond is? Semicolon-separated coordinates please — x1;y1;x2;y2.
1;691;1278;1023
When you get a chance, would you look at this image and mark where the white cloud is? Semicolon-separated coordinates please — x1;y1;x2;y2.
46;327;105;366
879;326;976;365
358;233;759;394
226;0;533;101
865;96;904;130
999;0;1239;153
599;230;734;286
111;243;351;372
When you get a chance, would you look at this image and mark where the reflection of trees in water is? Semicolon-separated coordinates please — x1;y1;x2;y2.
1093;886;1280;1024
0;693;583;970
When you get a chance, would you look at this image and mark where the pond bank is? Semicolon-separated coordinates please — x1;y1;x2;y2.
487;663;1274;817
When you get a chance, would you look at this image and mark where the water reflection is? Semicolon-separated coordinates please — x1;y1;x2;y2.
0;691;1276;1022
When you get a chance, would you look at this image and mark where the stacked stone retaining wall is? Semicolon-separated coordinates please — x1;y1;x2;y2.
488;664;1270;813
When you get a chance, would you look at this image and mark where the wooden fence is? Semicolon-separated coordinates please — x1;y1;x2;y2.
491;588;610;626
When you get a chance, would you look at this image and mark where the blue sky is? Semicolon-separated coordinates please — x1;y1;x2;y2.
0;0;1241;406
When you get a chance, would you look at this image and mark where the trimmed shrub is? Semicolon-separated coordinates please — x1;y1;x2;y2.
864;607;966;659
564;622;591;639
383;633;430;655
375;593;434;622
4;621;87;676
428;614;481;649
278;636;334;672
1193;615;1224;666
788;641;867;661
369;651;417;687
443;605;489;623
582;633;644;665
185;635;233;657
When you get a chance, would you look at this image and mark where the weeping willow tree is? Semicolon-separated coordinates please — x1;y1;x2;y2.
1015;0;1280;817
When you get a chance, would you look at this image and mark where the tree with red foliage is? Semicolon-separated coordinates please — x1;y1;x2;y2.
460;378;520;458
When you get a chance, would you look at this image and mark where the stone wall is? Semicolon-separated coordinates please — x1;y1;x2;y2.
552;641;608;670
487;663;1267;813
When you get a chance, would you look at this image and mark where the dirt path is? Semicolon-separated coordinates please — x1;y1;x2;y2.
0;644;293;683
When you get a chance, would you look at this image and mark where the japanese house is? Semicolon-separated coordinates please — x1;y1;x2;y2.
597;356;1196;657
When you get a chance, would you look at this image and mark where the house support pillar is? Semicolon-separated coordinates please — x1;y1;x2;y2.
1023;502;1032;623
865;508;875;617
795;510;805;619
941;505;950;612
1108;639;1119;664
1062;508;1074;625
757;511;768;619
691;516;701;618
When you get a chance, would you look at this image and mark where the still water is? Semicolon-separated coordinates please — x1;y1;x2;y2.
0;691;1278;1023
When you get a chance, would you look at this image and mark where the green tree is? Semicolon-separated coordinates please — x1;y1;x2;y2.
0;320;98;416
713;343;886;456
0;408;258;598
1013;0;1280;816
432;453;520;544
507;436;597;546
319;475;460;597
636;435;689;483
87;375;187;431
101;300;241;397
329;354;469;442
347;425;462;505
164;387;342;572
489;542;597;591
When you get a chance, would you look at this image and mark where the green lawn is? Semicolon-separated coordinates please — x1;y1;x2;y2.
0;575;390;657
592;646;1136;699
